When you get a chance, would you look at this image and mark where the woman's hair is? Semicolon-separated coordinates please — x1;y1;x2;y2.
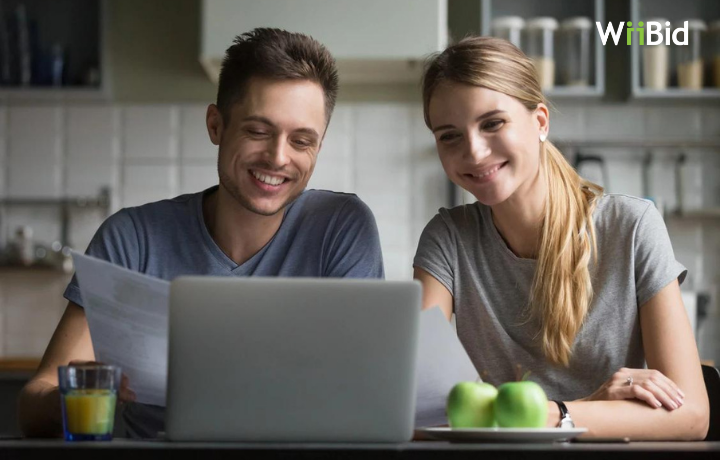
422;36;603;366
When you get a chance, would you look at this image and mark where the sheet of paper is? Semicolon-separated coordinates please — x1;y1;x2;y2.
415;307;480;428
71;251;169;406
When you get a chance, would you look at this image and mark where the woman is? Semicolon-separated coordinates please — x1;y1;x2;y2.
414;36;708;440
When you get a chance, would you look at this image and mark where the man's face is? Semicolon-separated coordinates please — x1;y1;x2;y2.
207;78;327;216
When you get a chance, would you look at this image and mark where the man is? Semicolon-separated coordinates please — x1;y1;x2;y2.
18;28;384;439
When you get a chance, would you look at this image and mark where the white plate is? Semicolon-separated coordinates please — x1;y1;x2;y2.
417;427;588;443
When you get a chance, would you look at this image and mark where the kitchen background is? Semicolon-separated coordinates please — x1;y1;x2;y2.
0;0;718;434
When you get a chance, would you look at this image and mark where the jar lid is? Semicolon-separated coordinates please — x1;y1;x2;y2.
560;17;593;30
526;17;559;31
674;19;707;31
643;18;670;27
491;16;525;30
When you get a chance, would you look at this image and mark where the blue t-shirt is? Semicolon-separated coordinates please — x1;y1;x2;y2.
63;186;384;438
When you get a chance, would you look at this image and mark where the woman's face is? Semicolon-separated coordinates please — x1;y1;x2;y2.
427;83;549;206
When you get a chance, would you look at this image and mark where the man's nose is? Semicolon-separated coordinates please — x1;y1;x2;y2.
267;136;291;167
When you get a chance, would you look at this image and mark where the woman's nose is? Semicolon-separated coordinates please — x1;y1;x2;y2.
465;133;491;162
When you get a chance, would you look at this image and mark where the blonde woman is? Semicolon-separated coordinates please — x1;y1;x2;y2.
414;36;709;440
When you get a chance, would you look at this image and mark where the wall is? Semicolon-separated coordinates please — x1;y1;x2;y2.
0;100;719;360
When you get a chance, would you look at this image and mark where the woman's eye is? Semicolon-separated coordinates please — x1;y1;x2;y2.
439;133;460;142
483;120;505;131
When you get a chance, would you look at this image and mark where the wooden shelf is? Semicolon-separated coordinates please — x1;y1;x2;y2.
0;358;41;373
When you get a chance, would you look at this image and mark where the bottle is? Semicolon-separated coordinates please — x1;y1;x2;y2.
710;20;720;88
559;17;592;87
14;226;34;266
642;18;670;90
491;16;525;49
525;17;559;91
675;19;706;90
15;3;31;86
51;43;64;86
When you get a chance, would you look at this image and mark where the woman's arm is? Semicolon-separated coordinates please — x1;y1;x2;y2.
555;280;709;440
414;267;453;320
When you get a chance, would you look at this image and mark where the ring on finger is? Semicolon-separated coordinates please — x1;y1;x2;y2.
626;376;633;386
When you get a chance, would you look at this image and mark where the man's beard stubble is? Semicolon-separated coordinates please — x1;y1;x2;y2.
217;166;303;217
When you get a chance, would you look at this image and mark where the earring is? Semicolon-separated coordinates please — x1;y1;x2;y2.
539;133;547;142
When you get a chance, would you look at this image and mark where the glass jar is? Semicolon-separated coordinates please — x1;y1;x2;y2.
711;20;720;88
559;17;592;87
525;17;559;90
642;18;670;90
675;19;706;90
491;16;525;49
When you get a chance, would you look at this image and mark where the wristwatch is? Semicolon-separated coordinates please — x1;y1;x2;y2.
553;400;575;429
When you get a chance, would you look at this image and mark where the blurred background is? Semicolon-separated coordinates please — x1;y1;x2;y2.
0;0;718;435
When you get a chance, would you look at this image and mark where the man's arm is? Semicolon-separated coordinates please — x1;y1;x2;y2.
18;301;95;437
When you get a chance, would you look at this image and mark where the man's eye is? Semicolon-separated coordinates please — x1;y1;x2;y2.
293;139;312;148
483;120;505;131
247;130;268;137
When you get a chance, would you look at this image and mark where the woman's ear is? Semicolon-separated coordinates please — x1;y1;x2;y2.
206;104;224;146
535;103;550;140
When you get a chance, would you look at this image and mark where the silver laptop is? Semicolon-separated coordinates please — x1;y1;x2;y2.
165;277;421;442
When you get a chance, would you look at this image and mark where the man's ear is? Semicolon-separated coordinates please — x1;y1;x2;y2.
206;104;223;146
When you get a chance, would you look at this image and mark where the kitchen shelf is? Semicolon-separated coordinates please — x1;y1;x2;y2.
0;188;111;252
630;0;720;99
0;0;110;100
479;0;605;99
633;88;720;99
666;209;720;219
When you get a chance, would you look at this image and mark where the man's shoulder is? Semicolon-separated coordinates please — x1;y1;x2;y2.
293;189;371;216
100;190;202;239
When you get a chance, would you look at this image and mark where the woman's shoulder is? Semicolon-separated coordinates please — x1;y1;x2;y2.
428;201;486;230
594;193;655;222
593;193;660;240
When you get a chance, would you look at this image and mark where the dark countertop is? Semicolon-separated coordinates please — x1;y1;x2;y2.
2;439;720;460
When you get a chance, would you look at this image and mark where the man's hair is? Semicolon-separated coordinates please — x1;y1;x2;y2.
216;28;339;125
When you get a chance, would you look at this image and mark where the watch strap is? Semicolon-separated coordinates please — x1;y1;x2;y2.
552;400;574;428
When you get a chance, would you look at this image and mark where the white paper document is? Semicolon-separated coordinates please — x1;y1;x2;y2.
414;307;480;428
71;251;170;406
71;253;478;420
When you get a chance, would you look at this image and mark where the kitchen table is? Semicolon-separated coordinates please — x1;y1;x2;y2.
2;439;720;459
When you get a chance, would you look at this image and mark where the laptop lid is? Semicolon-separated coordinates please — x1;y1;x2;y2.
165;277;420;442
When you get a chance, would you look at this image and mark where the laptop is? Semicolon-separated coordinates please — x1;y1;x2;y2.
165;277;421;442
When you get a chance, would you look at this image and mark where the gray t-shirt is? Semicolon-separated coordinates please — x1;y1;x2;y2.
414;194;686;401
64;186;384;438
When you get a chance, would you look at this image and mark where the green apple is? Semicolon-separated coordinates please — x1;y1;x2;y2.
495;381;548;428
446;382;498;428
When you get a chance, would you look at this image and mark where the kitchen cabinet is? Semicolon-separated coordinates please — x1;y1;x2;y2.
200;0;448;84
0;0;109;102
631;0;720;99
478;0;605;99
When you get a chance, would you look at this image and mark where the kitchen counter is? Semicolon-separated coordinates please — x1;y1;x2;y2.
2;439;720;460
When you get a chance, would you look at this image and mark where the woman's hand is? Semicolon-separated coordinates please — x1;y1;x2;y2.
68;360;137;404
583;367;685;410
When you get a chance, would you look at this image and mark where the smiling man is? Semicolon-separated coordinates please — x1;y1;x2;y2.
18;28;384;439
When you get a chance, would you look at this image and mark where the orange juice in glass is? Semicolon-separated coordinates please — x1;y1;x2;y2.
58;365;121;441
